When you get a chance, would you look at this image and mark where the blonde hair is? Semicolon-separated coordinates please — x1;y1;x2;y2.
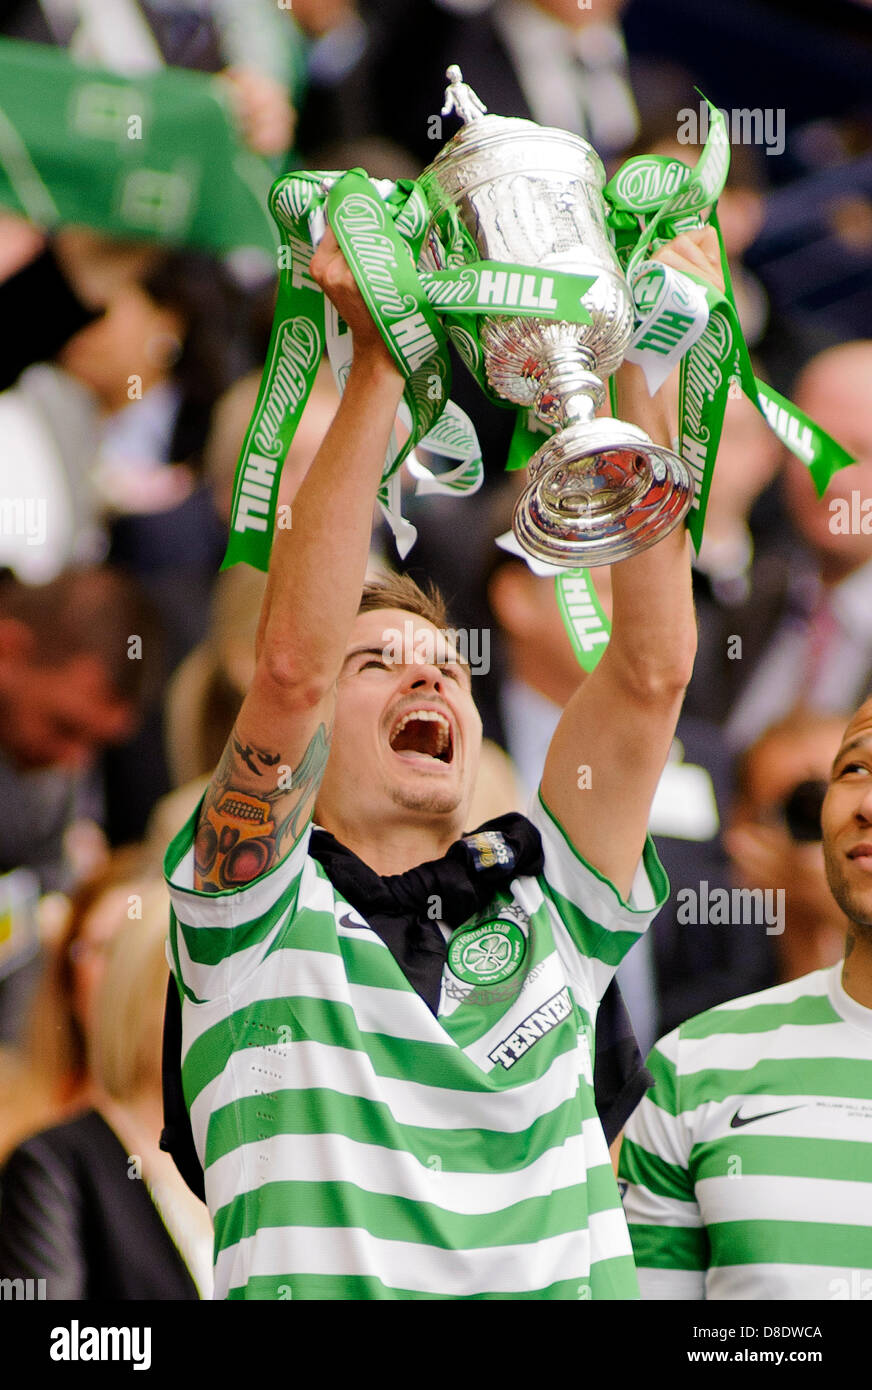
358;572;448;628
89;882;170;1102
24;844;163;1101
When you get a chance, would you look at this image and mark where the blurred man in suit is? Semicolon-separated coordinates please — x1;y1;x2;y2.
685;342;872;750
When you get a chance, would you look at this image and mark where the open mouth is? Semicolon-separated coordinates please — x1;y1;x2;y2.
388;708;453;764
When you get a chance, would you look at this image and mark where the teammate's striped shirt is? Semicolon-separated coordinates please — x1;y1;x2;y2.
164;791;667;1300
619;964;872;1300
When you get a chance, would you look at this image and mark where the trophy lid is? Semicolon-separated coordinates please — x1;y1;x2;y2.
428;65;598;173
435;66;540;150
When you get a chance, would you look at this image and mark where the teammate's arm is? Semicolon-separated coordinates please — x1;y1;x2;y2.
620;1033;707;1299
194;231;404;891
540;229;724;898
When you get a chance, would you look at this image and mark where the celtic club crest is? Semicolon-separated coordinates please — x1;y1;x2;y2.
447;919;525;985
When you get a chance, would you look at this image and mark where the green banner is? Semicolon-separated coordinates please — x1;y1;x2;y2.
418;264;595;319
0;37;275;257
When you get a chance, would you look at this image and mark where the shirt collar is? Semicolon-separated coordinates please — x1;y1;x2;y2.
829;962;872;1035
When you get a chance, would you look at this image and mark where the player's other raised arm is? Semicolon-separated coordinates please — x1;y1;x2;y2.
194;230;404;891
540;230;724;899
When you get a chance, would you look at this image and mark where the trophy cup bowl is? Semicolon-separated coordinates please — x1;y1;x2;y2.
416;66;694;567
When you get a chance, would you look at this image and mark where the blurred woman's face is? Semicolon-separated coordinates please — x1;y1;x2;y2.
58;283;184;411
69;885;132;1038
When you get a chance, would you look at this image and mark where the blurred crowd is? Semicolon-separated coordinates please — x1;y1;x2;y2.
0;0;870;1298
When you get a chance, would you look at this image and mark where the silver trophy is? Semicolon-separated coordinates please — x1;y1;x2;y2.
417;66;694;567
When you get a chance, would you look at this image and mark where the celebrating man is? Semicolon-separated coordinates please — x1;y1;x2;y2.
620;695;872;1300
164;225;720;1300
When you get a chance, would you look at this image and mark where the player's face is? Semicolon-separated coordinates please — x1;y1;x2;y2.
320;608;482;830
822;700;872;928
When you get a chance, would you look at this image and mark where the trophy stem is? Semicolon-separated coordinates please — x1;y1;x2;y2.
533;348;606;430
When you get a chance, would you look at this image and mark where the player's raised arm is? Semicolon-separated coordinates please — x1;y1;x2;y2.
194;230;404;891
540;228;724;899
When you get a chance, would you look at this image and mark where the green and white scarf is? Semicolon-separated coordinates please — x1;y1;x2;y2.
0;36;276;260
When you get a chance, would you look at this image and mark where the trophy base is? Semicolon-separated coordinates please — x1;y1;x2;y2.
513;419;694;568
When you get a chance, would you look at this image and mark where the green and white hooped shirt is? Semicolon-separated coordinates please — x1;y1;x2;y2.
620;964;872;1300
164;791;667;1300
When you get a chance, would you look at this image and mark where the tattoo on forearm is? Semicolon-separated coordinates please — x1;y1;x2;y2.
234;739;281;777
194;722;332;890
277;723;330;846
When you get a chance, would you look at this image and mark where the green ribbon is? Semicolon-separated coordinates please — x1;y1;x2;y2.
606;102;857;542
554;568;612;674
329;171;451;471
224;167;467;569
222;171;324;564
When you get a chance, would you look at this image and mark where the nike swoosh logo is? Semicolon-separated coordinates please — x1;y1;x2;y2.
338;911;368;931
729;1104;804;1129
